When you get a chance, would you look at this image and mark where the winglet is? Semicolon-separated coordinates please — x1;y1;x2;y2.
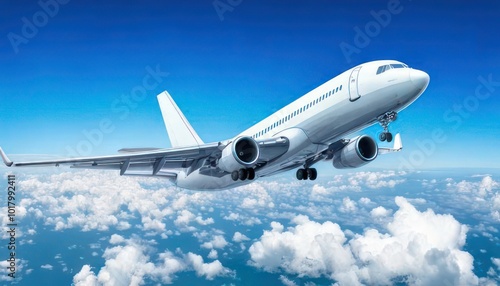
157;91;204;148
0;147;13;167
378;133;403;155
393;133;402;151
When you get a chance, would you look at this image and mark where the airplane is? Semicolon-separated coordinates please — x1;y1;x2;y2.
0;60;430;190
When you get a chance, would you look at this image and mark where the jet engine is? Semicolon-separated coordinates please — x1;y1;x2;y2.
218;136;260;172
332;135;378;169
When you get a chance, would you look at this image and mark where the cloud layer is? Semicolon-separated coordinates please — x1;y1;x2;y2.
72;235;232;286
2;169;497;284
249;197;478;285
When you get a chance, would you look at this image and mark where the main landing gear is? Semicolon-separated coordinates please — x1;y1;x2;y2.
296;168;317;181
377;111;398;143
231;168;255;181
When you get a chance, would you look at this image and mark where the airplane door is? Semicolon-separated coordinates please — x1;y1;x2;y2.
349;66;361;101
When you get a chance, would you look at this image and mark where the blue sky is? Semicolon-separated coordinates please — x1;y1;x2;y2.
1;0;499;169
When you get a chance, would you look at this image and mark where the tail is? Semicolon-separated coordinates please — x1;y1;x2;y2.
157;91;204;148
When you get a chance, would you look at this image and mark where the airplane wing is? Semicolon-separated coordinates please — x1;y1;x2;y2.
0;144;220;178
0;137;291;178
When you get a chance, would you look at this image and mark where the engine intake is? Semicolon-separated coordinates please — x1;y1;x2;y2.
332;135;378;169
218;136;260;172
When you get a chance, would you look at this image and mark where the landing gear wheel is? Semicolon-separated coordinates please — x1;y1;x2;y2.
307;168;318;181
377;111;398;142
231;171;239;181
386;132;393;143
247;168;255;180
379;132;387;142
296;168;306;180
238;168;247;181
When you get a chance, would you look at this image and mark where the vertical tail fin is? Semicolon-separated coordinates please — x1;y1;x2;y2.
157;91;204;148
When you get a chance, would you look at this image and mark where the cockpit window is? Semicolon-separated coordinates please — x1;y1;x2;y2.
376;65;390;74
376;63;409;75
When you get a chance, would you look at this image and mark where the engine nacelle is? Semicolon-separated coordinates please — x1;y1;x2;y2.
218;136;260;172
332;135;378;169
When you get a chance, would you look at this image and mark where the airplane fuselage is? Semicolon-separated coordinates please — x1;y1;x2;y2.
175;60;429;190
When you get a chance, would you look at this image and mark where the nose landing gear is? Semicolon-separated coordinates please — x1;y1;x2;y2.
377;111;397;142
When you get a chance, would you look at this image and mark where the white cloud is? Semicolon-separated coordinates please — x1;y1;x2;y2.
446;176;500;222
249;214;355;281
232;232;250;243
174;209;214;230
370;206;391;218
174;210;195;226
109;234;125;244
279;275;298;286
73;235;233;285
207;249;218;259
41;264;53;270
195;216;214;226
97;242;156;286
347;171;406;190
223;212;240;221
73;265;98;286
407;198;427;205
339;197;357;213
186;252;233;280
358;197;372;206
249;197;479;285
0;259;27;281
201;235;228;249
239;184;274;209
492;258;500;270
16;171;176;233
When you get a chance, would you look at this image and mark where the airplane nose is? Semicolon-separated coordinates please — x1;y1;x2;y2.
410;69;430;90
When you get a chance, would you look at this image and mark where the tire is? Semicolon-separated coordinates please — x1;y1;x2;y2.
231;171;239;181
296;169;305;180
308;168;317;180
386;132;393;143
379;132;387;142
238;169;247;181
247;168;255;180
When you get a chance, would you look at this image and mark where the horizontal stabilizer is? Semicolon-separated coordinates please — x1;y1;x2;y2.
157;91;204;148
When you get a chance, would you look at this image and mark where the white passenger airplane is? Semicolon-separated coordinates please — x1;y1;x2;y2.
1;60;429;190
